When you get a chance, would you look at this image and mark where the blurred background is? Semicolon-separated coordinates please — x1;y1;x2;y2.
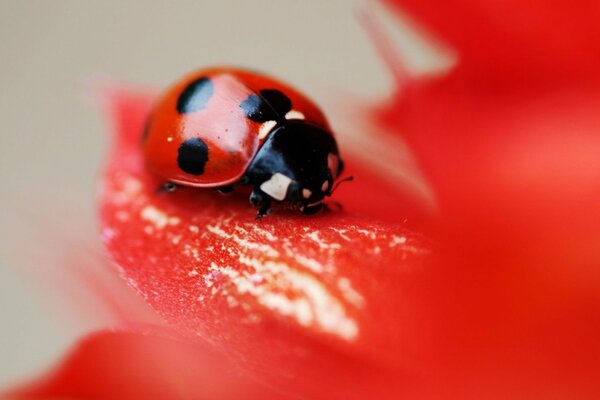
0;0;442;387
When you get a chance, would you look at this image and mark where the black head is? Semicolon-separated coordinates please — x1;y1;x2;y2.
244;120;344;213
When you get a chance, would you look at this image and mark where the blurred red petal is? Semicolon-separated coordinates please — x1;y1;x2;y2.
384;0;600;83
96;87;434;399
368;2;600;398
380;78;600;227
7;330;283;400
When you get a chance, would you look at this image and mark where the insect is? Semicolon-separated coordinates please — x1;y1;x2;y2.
142;67;349;218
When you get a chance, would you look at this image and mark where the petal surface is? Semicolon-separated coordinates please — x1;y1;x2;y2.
97;87;434;399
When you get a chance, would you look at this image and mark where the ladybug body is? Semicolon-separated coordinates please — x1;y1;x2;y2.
143;67;345;217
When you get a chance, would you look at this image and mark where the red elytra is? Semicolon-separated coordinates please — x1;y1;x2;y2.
143;67;331;188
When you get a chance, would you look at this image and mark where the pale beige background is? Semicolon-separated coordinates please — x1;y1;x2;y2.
0;0;439;387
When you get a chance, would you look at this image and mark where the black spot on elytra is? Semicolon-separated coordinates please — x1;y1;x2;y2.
177;138;209;175
177;77;214;114
240;95;275;122
240;89;292;123
260;89;292;115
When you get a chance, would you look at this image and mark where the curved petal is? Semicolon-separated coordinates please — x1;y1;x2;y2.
6;330;284;400
97;87;434;399
369;2;600;397
384;0;600;83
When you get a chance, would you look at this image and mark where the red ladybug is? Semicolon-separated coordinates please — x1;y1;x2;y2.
143;67;348;217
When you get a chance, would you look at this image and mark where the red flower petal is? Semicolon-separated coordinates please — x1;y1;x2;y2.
95;87;434;399
384;0;600;83
7;330;284;400
12;3;599;398
368;2;600;397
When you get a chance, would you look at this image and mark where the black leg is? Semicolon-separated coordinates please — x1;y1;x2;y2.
156;182;179;193
214;184;234;195
250;187;271;219
302;202;323;215
256;201;272;219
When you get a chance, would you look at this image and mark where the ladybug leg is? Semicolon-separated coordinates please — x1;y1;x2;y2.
301;202;323;215
156;182;179;193
256;202;272;219
250;187;272;219
214;185;235;195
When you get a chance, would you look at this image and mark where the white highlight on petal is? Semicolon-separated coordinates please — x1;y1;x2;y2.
337;277;365;308
302;188;312;199
389;235;407;247
285;110;305;120
304;230;341;250
111;175;142;205
205;257;358;340
330;227;352;242
140;205;180;229
194;218;380;341
260;173;293;201
207;224;279;257
356;228;377;240
258;120;277;140
250;225;278;241
293;254;324;273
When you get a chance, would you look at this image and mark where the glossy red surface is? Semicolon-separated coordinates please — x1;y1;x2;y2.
143;67;332;187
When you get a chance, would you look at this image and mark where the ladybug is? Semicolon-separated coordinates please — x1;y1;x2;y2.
143;67;349;218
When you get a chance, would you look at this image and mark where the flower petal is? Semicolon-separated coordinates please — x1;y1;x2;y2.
370;2;600;397
384;0;600;83
7;330;284;400
97;87;434;399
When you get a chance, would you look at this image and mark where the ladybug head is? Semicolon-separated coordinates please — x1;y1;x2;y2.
244;120;344;214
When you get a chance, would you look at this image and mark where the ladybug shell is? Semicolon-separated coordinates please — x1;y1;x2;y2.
143;67;331;188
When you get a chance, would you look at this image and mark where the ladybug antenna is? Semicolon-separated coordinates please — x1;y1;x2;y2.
331;175;354;194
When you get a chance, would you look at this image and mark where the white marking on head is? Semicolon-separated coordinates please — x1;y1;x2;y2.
321;180;329;192
327;153;339;177
260;173;293;201
285;110;305;120
258;120;277;140
302;188;312;199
